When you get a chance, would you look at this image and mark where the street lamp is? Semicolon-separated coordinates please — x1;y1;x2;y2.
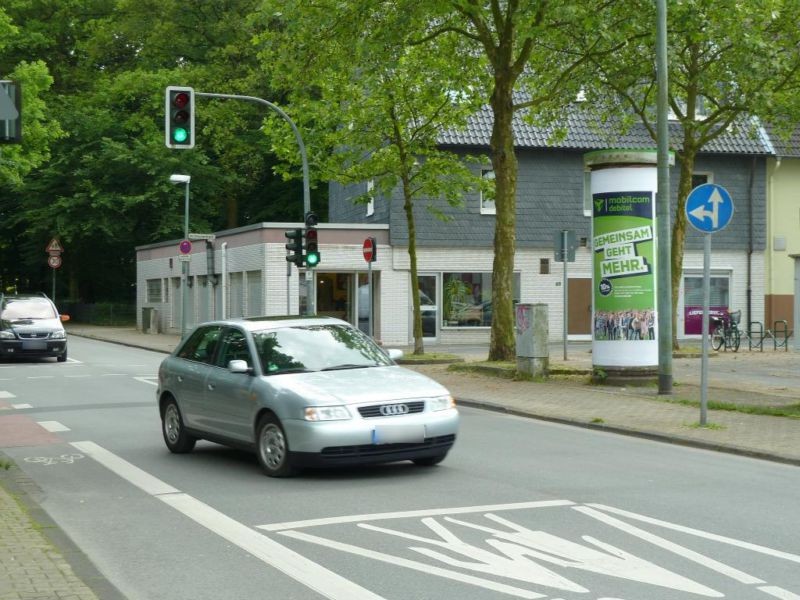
169;174;191;339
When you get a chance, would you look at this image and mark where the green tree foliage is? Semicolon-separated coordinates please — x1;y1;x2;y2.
0;0;313;301
406;0;615;360
253;0;482;353
577;0;800;348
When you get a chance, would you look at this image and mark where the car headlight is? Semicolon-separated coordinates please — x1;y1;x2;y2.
429;395;456;411
0;331;16;340
304;406;351;421
49;330;66;340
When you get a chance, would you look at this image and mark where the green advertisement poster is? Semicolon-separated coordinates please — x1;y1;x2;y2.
592;191;656;342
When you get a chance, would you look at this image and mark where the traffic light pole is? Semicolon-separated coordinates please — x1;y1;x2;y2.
195;92;312;315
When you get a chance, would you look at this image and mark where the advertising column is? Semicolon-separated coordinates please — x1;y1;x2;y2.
585;150;661;373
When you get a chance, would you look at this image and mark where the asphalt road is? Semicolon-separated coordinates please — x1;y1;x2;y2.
2;337;799;600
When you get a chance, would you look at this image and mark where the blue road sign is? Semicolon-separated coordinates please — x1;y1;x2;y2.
685;183;734;233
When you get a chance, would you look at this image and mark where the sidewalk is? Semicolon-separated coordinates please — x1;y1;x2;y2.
1;325;798;600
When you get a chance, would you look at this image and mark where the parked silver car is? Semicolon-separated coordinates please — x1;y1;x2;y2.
157;316;459;476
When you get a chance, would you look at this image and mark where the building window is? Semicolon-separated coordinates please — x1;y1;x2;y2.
692;172;712;188
146;279;162;303
480;169;496;215
540;258;550;275
366;179;375;217
441;272;520;327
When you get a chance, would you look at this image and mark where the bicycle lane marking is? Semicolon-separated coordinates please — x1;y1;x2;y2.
0;414;62;447
70;441;387;600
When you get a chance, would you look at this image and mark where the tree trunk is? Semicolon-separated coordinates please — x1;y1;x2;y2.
226;196;238;229
670;146;697;350
488;77;517;361
403;182;425;355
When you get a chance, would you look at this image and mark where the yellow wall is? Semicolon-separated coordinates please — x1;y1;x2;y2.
766;157;800;295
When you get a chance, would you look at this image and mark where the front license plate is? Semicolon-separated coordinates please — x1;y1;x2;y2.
372;423;425;445
23;341;46;350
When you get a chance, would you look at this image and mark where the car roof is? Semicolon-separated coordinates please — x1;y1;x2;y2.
1;293;52;304
195;315;350;333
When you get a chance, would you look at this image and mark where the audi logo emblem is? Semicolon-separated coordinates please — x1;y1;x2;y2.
380;403;409;416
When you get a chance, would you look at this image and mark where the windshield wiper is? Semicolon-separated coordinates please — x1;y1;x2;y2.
267;367;312;375
320;363;374;371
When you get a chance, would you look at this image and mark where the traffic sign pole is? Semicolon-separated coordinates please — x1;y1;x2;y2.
686;183;734;426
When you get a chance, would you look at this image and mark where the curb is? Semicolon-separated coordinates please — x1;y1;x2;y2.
455;398;800;467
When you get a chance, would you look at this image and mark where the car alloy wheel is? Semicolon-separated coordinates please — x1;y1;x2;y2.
256;416;294;477
161;399;196;454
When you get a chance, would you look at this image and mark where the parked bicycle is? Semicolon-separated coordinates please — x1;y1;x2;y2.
710;309;741;352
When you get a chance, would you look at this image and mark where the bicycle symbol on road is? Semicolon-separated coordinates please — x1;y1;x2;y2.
24;453;84;466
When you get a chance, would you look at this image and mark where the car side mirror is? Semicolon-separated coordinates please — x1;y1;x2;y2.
228;359;251;374
60;314;70;322
386;348;403;361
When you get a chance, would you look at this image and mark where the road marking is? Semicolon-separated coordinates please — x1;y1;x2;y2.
0;391;16;398
65;374;92;378
37;421;70;432
70;441;385;600
100;373;126;377
759;586;800;600
28;376;54;379
586;503;800;564
24;453;83;465
257;500;574;532
12;403;32;409
280;529;544;599
134;376;158;386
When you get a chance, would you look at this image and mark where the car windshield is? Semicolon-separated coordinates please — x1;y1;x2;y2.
252;324;393;375
1;299;57;320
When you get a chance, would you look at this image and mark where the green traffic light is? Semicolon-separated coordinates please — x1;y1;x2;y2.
173;128;188;143
306;252;320;267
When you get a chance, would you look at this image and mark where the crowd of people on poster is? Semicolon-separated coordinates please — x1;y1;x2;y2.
594;309;655;341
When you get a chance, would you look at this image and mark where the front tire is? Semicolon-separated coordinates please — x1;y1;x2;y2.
413;454;447;467
57;349;67;362
731;329;741;352
162;398;196;453
711;326;724;351
255;414;295;477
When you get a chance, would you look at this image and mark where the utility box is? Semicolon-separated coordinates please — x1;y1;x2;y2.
516;303;548;377
142;307;160;334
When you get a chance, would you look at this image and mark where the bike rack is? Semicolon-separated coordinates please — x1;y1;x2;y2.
772;320;790;351
748;321;764;351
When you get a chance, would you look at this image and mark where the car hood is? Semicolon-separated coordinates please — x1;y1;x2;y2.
1;317;64;334
263;365;450;405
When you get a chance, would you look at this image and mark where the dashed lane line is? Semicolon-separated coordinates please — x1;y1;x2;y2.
37;421;70;432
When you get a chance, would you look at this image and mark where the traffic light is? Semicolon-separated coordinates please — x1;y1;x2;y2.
165;86;195;149
0;80;22;144
285;229;303;266
304;212;320;267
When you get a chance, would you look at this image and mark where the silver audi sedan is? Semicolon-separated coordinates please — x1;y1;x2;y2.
157;316;459;476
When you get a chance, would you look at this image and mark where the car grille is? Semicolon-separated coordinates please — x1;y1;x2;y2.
320;434;456;459
357;400;425;419
18;332;49;339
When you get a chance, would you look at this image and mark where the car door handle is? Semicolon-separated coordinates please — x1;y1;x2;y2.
207;383;215;391
177;376;183;383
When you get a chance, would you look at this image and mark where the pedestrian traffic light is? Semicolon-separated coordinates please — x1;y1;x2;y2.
304;212;320;268
285;229;303;266
165;86;195;149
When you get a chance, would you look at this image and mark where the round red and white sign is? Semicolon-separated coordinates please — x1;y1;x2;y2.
48;254;62;269
362;237;376;263
179;239;192;255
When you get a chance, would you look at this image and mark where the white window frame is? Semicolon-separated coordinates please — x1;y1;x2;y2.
146;279;162;303
480;168;496;215
366;179;375;217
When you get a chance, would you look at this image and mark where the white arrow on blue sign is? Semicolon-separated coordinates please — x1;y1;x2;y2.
685;183;734;234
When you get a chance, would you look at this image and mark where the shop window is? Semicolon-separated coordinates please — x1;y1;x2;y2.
683;274;730;335
441;272;520;327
